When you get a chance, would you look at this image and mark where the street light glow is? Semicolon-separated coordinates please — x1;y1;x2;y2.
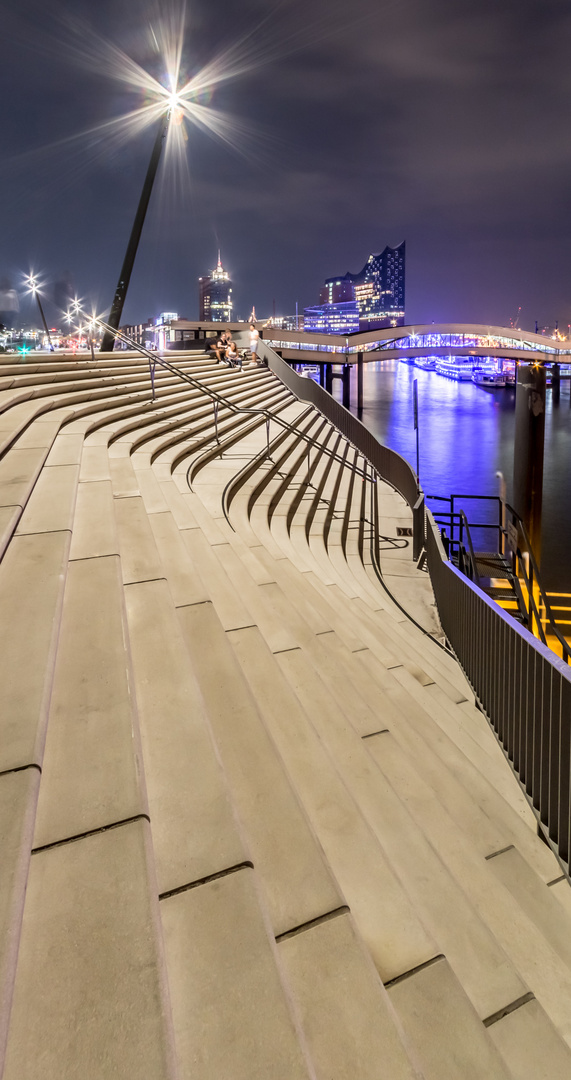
24;273;40;295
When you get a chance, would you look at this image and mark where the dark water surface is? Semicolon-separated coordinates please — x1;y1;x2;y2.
335;359;571;593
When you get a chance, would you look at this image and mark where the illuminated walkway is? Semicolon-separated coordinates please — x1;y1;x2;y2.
263;321;571;364
0;350;570;1078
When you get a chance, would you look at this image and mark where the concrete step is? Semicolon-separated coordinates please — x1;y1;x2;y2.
548;876;571;917
177;600;344;938
275;645;528;1020
181;526;254;630
487;844;571;972
14;463;79;537
0;531;70;772
277;910;421;1080
148;511;209;607
160;866;312;1080
69;479;119;561
352;645;560;885
114;495;164;585
0;396;38;440
387;956;512;1080
33;555;146;848
228;623;439;982
124;577;246;895
364;731;571;1038
4;820;176;1080
487;995;571;1079
0;768;41;1074
0;446;50;515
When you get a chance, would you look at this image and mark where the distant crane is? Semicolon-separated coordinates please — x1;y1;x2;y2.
509;306;522;330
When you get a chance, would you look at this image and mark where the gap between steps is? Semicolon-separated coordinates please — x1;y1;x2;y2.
31;813;150;854
275;906;350;943
159;861;254;901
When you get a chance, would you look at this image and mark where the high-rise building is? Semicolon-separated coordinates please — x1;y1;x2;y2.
198;252;233;322
303;242;405;334
353;242;405;331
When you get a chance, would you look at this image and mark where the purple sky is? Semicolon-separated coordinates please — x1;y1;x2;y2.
1;0;570;331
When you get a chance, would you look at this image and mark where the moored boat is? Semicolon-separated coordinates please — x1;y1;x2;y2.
472;367;507;388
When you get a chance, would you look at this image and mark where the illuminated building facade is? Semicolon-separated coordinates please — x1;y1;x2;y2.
304;301;359;334
354;242;405;330
318;276;356;305
198;253;233;322
304;242;405;334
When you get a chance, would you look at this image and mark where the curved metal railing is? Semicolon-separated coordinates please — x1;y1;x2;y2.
245;334;425;559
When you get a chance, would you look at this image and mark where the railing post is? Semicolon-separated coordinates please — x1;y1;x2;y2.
214;400;219;444
149;359;156;401
357;352;364;410
342;363;351;408
413;493;425;561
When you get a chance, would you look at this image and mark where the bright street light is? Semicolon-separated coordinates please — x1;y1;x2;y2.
24;273;54;352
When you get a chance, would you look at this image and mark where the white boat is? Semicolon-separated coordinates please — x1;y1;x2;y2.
435;358;473;380
413;356;436;371
472;367;507;388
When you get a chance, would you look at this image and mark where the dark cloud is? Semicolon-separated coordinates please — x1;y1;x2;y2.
1;0;570;329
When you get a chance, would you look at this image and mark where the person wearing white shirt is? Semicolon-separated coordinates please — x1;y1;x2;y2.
249;324;260;365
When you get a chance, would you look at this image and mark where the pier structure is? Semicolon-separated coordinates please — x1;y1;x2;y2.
0;343;570;1078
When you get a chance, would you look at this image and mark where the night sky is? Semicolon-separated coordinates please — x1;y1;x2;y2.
1;0;570;331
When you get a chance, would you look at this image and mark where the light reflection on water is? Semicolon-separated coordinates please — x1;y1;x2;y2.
331;359;571;592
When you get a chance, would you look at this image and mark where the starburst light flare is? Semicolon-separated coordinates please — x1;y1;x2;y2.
24;271;54;352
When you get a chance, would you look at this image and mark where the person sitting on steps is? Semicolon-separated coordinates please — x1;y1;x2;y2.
215;331;228;363
226;339;242;369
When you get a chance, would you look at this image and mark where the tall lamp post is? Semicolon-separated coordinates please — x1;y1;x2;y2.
100;110;171;352
26;275;54;352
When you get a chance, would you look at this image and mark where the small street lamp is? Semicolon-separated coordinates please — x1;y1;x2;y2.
25;274;54;352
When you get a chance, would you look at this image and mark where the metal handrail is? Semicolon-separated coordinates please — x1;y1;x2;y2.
430;491;570;663
91;316;372;487
505;503;571;661
252;335;425;560
86;319;424;559
426;509;571;878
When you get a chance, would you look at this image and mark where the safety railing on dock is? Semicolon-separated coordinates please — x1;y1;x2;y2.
426;509;571;878
428;493;571;663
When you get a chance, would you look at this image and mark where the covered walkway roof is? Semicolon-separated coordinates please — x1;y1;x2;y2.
263;323;571;362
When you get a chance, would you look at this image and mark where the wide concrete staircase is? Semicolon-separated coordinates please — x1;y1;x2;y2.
0;349;570;1079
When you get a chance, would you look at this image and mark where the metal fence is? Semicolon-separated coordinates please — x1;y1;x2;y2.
244;335;424;558
426;510;571;875
239;330;571;874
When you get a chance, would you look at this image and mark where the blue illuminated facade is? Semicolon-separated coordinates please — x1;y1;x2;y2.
353;242;405;331
303;300;359;333
303;242;405;334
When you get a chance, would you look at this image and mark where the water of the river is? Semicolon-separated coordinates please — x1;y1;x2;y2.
330;359;571;594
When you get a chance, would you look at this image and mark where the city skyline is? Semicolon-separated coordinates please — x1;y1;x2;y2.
1;0;570;332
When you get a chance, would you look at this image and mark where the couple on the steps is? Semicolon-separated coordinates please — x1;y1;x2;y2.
215;325;260;369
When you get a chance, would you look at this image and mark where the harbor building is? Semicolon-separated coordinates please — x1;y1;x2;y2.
198;252;233;322
304;242;406;334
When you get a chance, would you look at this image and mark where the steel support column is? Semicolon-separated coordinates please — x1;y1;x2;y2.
513;362;546;564
325;363;333;394
357;351;363;410
101;113;170;352
342;363;351;408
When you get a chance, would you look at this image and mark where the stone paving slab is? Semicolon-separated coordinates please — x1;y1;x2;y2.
160;867;312;1080
3;821;176;1080
33;555;145;847
0;530;70;771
